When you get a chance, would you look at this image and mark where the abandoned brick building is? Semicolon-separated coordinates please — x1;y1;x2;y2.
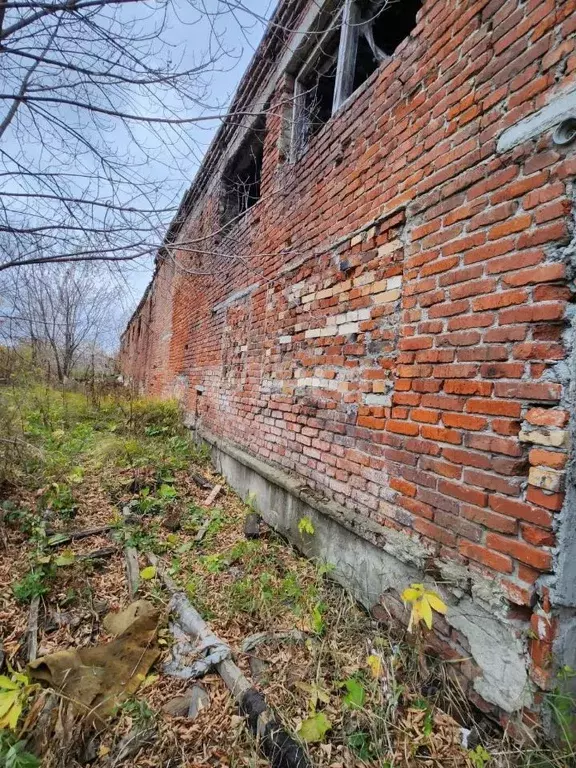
120;0;576;727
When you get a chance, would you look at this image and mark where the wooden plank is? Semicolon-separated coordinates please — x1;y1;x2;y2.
333;0;360;111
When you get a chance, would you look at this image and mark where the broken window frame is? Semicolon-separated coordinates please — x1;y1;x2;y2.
291;0;415;159
220;114;266;228
290;13;343;159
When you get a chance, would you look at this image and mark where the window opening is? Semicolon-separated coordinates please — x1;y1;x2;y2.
353;0;422;89
293;24;341;156
221;114;266;226
292;0;422;157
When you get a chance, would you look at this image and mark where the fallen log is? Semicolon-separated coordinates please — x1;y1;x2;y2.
46;525;112;546
147;553;310;768
78;546;117;561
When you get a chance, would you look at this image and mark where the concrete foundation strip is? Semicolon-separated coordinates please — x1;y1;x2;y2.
146;553;310;768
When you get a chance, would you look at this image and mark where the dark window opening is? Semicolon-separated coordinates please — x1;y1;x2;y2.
294;27;341;155
353;0;422;90
292;0;422;157
221;115;266;226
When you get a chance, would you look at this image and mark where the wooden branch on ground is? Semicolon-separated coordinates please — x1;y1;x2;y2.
124;545;140;597
107;723;156;766
147;553;310;768
45;525;112;545
191;472;213;491
27;596;40;662
204;484;222;506
122;508;140;597
78;547;117;561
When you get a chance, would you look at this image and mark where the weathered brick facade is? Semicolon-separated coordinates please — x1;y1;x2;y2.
121;0;576;727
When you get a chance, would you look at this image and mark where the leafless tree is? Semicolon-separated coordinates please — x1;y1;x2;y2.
0;261;123;379
0;0;273;272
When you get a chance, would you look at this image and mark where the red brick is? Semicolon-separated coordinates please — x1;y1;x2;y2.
464;468;521;496
486;533;552;571
466;398;521;417
443;380;492;396
465;433;522;457
525;408;568;427
489;495;553;527
411;408;440;423
461;503;517;534
459;541;513;573
526;486;564;512
390;477;417;497
521;524;555;547
499;302;565;324
529;449;567;469
413;518;457;547
421;425;462;444
493;381;562;401
502;263;565;287
443;413;487;431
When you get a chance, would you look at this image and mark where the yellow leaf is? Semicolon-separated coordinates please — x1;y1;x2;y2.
0;689;21;730
140;566;156;580
366;654;383;679
141;674;159;690
401;587;420;603
0;675;18;691
12;671;30;686
0;690;18;718
6;698;22;730
99;745;111;757
420;597;433;630
425;591;447;615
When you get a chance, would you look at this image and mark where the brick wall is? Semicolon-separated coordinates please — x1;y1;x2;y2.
121;0;576;725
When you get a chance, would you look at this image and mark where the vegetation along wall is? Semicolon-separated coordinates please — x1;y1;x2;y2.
120;0;576;731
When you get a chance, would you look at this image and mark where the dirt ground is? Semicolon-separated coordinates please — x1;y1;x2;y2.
0;387;566;767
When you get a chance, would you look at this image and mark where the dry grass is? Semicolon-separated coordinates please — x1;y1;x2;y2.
0;386;573;767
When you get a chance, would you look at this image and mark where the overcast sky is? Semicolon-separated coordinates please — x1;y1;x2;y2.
123;0;275;309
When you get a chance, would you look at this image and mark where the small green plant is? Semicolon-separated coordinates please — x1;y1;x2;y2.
546;666;576;746
40;483;77;520
299;710;331;743
298;516;315;536
118;698;155;724
468;745;491;768
347;731;375;760
310;601;326;635
341;676;365;710
12;567;51;604
201;553;225;573
0;732;40;768
1;503;36;535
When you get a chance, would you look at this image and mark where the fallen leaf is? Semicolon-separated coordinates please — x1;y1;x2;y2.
299;711;331;743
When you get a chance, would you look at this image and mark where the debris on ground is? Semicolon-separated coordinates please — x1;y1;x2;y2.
28;601;160;727
0;386;571;767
